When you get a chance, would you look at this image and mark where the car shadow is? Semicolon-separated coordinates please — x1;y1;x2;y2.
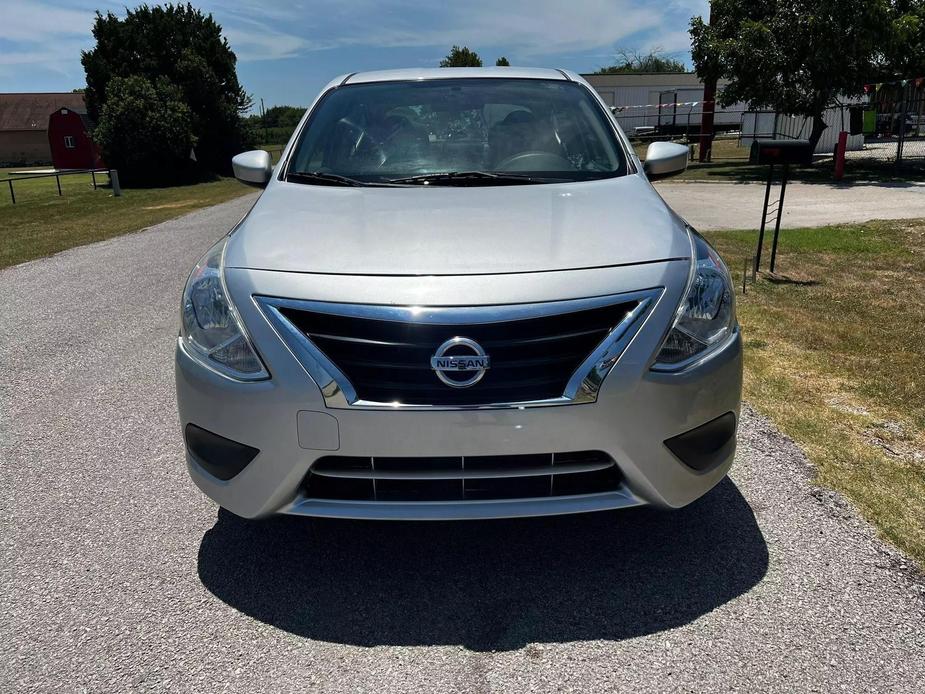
197;478;768;651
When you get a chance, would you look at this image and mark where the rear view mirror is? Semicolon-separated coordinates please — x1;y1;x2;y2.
232;150;273;188
643;142;689;179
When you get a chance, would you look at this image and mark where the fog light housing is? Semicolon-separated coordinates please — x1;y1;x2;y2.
664;412;737;472
185;424;259;480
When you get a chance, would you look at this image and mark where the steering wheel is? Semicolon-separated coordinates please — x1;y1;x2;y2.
494;151;575;172
337;118;388;168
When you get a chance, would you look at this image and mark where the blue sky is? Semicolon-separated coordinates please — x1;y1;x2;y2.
3;1;708;110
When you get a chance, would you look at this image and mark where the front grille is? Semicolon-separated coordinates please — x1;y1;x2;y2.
304;451;622;502
279;300;637;406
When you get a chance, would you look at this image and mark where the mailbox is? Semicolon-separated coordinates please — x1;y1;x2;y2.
748;139;813;274
749;139;813;165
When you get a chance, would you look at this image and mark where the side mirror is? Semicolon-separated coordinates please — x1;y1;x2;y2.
642;141;689;179
232;150;273;188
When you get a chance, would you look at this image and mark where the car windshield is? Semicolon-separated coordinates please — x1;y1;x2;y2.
287;78;627;185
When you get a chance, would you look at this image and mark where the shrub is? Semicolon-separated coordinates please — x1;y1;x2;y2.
93;76;194;186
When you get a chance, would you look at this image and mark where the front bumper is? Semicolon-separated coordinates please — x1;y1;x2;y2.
175;261;742;520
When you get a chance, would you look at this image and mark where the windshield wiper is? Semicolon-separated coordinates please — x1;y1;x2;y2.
287;171;388;187
386;171;561;185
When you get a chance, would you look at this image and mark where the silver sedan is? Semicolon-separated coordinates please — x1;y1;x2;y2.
175;67;742;520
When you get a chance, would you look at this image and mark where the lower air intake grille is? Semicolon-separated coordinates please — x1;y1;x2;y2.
303;451;621;502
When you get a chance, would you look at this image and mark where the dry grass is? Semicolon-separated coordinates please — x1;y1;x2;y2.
705;219;925;564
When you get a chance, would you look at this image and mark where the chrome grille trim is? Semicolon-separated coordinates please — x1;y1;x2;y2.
255;289;662;410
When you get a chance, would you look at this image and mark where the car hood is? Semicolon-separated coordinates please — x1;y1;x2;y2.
225;174;690;275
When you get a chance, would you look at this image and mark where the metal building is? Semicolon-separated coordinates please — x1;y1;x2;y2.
581;73;745;135
740;107;866;154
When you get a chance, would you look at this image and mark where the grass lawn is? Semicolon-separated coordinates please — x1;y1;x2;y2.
1;168;252;269
704;219;925;565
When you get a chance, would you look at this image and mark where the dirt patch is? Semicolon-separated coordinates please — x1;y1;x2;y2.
142;200;200;210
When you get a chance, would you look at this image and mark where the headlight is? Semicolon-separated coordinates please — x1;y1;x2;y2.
652;228;736;369
180;237;268;380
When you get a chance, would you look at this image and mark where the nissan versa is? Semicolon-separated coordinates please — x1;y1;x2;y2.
175;68;742;520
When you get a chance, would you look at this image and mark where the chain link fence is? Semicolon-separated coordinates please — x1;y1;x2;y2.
848;80;925;169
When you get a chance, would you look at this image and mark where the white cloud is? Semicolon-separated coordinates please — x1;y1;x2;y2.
1;1;104;80
0;1;93;42
642;29;695;57
667;0;710;17
222;22;313;61
222;29;304;61
2;0;701;82
190;0;668;60
0;48;69;66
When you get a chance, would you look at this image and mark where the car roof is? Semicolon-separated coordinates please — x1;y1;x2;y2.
342;67;572;85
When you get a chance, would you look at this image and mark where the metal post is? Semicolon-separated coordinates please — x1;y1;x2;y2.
769;164;790;273
56;173;62;196
91;170;97;190
834;131;848;180
110;169;121;197
698;2;717;163
657;93;664;136
8;179;15;205
896;85;908;168
755;163;775;272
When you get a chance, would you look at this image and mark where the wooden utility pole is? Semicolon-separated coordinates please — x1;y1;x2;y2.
260;98;268;145
698;2;717;163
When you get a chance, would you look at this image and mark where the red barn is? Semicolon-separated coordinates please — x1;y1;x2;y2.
0;92;86;165
48;107;104;170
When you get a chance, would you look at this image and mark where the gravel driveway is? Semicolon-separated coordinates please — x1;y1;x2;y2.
2;195;923;692
658;180;925;230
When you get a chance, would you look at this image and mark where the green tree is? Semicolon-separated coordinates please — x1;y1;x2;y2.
495;56;510;66
886;0;925;76
243;105;306;146
93;76;194;185
257;105;305;129
689;0;895;149
594;49;687;74
440;46;483;67
81;3;251;184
